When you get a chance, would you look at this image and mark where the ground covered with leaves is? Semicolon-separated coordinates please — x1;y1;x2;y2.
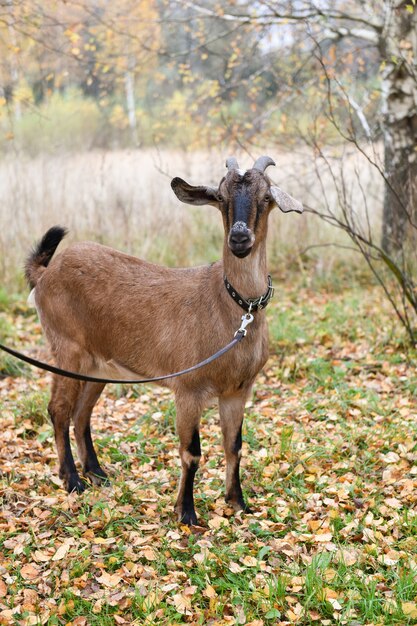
0;278;417;625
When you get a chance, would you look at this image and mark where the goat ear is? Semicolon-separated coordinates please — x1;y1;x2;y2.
271;186;303;214
171;177;219;206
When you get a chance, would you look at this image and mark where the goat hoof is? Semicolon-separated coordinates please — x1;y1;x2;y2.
66;474;86;494
85;468;109;486
178;509;198;527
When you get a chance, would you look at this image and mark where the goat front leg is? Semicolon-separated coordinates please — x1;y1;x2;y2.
73;382;108;485
174;393;203;526
48;375;85;493
219;390;252;513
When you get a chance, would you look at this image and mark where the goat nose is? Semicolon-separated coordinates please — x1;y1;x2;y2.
230;230;251;244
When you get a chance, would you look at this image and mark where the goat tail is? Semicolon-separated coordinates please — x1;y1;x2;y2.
25;225;68;289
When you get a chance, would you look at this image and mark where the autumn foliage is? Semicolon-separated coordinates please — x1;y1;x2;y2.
1;280;417;624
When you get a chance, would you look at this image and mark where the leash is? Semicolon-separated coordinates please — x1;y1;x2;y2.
0;313;254;384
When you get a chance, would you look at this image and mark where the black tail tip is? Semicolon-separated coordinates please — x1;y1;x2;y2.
25;225;68;288
40;226;68;252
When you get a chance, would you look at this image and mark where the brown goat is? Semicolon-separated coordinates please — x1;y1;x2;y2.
25;156;303;525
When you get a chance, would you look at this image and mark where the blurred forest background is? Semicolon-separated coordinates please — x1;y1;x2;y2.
0;0;416;341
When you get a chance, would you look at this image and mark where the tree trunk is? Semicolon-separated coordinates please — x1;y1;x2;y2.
7;0;22;121
125;54;139;147
380;1;417;255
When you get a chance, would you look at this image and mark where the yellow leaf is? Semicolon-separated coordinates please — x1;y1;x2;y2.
321;587;339;600
402;602;417;618
203;584;217;599
287;608;300;622
93;537;116;545
323;568;337;582
308;519;322;531
93;599;104;614
140;548;157;561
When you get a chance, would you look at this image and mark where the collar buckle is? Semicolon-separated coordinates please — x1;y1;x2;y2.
224;274;274;312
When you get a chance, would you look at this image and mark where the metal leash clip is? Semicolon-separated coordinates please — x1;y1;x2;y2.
235;312;254;337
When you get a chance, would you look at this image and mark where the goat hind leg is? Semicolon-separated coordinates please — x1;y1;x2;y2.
219;391;251;512
73;382;108;485
48;375;85;493
174;393;202;526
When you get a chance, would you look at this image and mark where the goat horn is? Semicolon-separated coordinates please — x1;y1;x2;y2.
253;156;276;172
225;157;239;170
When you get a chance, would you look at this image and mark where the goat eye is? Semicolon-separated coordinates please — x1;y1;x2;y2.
264;194;271;203
217;193;224;202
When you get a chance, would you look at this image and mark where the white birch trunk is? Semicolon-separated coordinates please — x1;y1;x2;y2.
380;1;417;253
125;55;139;146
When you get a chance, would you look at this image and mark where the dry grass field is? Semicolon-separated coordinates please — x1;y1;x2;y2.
0;146;383;290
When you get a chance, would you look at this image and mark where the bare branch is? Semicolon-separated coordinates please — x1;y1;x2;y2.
322;26;380;44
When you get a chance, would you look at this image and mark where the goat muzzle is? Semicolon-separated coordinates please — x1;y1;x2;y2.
228;222;254;257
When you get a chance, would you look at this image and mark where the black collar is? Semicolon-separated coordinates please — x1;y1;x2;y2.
224;274;274;312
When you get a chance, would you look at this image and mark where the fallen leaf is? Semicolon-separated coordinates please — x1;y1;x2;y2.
96;572;122;588
335;549;357;566
208;515;229;529
385;497;402;509
381;452;400;463
378;550;401;566
229;561;243;573
313;532;333;543
328;598;342;611
52;541;72;561
203;584;217;598
171;592;192;615
0;580;7;598
20;564;40;580
140;548;157;561
402;602;417;618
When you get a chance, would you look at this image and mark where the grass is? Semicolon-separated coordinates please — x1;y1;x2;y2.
0;276;416;625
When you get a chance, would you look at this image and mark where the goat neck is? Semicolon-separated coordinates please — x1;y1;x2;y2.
222;236;269;301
